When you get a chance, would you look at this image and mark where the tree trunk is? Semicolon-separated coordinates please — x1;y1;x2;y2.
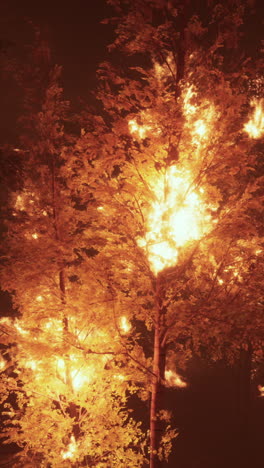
236;341;253;466
150;275;166;468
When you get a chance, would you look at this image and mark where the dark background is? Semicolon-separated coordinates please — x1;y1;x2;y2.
0;0;113;142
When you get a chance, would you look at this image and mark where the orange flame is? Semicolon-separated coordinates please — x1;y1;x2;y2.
165;369;187;388
56;356;94;391
120;316;131;333
61;435;77;460
183;85;215;147
128;119;150;139
244;99;264;139
138;166;211;274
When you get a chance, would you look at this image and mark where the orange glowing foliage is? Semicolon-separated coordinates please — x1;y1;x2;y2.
1;310;145;466
183;84;216;147
12;313;132;394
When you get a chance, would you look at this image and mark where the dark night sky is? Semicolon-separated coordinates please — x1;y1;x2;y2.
1;0;263;142
1;0;113;142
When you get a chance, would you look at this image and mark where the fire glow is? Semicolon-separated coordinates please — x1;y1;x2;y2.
165;369;187;388
183;84;216;147
138;166;211;274
244;99;264;139
61;435;77;460
120;316;131;333
13;314;132;395
128;119;150;139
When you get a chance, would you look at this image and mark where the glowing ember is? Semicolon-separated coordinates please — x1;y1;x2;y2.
0;357;6;371
128;119;151;139
165;369;187;388
15;195;25;211
32;233;38;239
258;385;264;397
120;316;131;333
138;166;211;274
36;295;43;302
61;435;77;460
244;99;264;139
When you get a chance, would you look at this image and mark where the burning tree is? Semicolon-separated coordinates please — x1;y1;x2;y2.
1;1;263;467
94;1;264;466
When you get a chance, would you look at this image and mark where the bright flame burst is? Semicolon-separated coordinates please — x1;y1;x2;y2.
138;166;211;274
61;435;77;460
183;84;215;146
244;99;264;139
0;357;6;371
165;369;187;388
56;356;94;392
120;316;131;333
128;119;150;139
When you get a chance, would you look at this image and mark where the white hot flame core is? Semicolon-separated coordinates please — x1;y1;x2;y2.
61;435;77;460
120;316;131;333
56;356;93;391
194;119;207;138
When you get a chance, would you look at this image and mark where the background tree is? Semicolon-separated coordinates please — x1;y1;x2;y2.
0;37;146;467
